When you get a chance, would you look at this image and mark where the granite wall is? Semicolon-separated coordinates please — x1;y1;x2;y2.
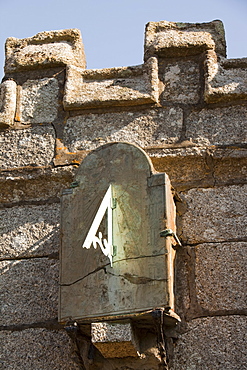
0;20;246;369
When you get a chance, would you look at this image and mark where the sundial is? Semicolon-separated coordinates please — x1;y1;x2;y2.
59;142;177;323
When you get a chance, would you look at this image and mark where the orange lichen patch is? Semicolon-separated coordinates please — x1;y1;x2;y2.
14;114;21;122
54;138;88;166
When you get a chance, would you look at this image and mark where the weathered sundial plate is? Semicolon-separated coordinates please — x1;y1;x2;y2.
59;142;176;323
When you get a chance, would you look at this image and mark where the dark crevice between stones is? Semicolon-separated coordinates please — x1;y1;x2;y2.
0;318;64;332
0;252;59;262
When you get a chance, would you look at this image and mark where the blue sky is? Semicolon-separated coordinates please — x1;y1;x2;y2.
0;0;246;79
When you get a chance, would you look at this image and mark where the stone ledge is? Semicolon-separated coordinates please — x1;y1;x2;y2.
144;20;226;59
5;28;86;73
63;57;159;110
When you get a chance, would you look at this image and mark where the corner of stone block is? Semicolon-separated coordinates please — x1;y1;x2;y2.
91;321;140;359
144;19;227;60
4;28;86;73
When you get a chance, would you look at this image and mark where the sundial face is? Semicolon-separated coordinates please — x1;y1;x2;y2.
59;143;176;323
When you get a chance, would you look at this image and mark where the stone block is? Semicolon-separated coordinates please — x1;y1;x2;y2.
0;80;17;128
0;125;55;169
172;316;247;370
0;258;58;325
186;105;247;145
159;59;200;104
0;167;75;204
0;328;79;369
212;147;247;186
91;321;139;358
64;108;183;151
63;57;159;109
149;147;210;189
144;20;226;60
0;204;59;259
5;28;85;73
204;51;247;102
20;78;59;124
181;185;247;244
149;146;247;189
194;242;247;311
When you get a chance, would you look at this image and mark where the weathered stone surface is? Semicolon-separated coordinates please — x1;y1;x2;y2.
0;125;55;169
0;258;58;325
0;166;75;204
0;204;59;259
63;57;159;109
91;321;139;358
20;78;59;123
205;51;247;102
174;246;191;319
181;185;247;244
145;20;226;59
150;147;211;188
212;147;247;185
186;105;247;145
159;59;200;104
172;316;247;369
0;80;17;128
5;28;86;73
64;108;183;151
194;242;247;311
0;328;79;369
60;143;177;322
149;146;247;189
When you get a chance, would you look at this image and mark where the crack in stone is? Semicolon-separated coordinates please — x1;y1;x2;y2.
60;253;166;287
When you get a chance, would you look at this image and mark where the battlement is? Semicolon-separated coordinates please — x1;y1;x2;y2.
1;20;247;131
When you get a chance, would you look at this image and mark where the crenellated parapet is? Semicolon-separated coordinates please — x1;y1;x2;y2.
1;20;246;130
